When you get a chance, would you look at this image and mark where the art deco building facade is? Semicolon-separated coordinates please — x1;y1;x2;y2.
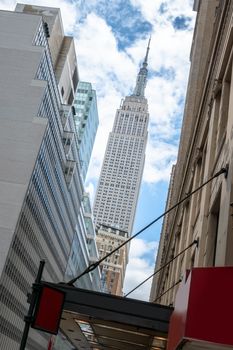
0;4;84;349
93;42;150;295
95;224;128;295
150;1;233;349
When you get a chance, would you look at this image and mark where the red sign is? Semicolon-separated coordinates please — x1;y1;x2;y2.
32;285;65;334
167;267;233;349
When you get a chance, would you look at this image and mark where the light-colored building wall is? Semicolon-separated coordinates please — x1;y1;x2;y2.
0;10;47;279
15;3;79;105
56;37;79;105
150;165;176;302
150;0;233;306
0;7;82;349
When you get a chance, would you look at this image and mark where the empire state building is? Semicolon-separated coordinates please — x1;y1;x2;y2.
93;40;150;295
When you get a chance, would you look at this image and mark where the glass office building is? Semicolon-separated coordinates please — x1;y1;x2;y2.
64;82;101;292
65;192;101;291
73;82;99;181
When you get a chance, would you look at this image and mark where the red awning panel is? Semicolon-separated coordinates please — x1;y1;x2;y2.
167;267;233;350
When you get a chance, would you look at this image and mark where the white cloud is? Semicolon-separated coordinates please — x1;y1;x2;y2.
123;238;158;301
0;0;15;10
130;0;195;26
73;12;136;94
130;0;158;24
144;141;178;183
0;0;77;32
84;182;95;206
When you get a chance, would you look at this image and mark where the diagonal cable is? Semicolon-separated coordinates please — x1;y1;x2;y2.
67;166;228;286
124;239;198;297
153;278;182;303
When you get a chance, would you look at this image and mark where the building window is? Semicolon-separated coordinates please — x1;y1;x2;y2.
215;57;232;155
205;191;221;266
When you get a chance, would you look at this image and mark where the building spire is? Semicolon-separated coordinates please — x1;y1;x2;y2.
132;36;151;98
143;35;151;67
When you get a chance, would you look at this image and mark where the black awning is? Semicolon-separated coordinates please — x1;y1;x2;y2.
45;283;173;350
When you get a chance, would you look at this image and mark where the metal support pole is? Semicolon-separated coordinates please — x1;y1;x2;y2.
19;260;45;350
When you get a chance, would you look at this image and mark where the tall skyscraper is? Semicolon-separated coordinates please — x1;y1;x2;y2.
93;40;150;295
0;4;83;349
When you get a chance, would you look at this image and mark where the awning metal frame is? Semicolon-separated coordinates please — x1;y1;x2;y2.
44;282;173;350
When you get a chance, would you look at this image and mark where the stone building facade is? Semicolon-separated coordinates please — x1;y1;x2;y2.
150;0;233;306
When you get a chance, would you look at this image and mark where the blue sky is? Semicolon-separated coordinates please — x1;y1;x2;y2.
0;0;196;300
